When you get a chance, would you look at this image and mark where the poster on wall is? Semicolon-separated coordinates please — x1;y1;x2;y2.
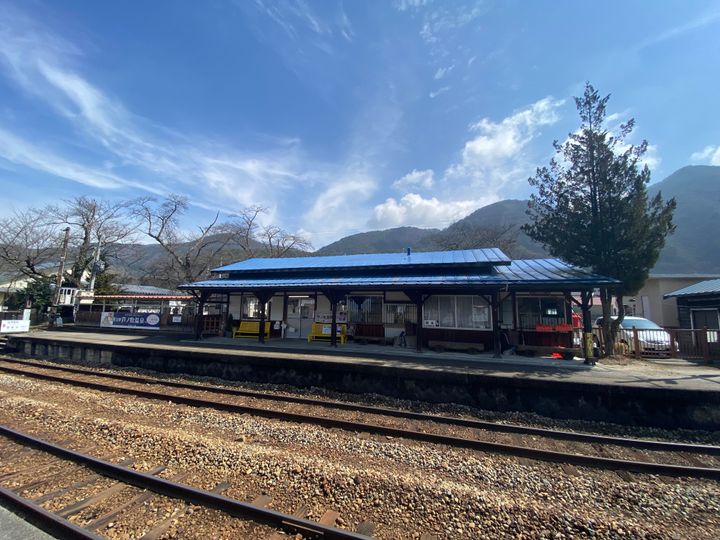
100;312;161;330
0;319;30;333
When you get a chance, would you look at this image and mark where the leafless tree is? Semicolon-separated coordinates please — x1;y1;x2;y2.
233;205;312;258
47;196;136;285
131;195;311;288
432;223;519;255
0;208;64;279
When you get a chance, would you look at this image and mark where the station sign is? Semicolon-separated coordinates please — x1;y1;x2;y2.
100;312;161;330
0;319;31;333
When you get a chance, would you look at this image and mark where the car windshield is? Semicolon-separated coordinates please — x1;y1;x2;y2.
620;319;662;330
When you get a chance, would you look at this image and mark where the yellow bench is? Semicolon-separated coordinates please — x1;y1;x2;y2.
232;320;271;339
307;322;347;344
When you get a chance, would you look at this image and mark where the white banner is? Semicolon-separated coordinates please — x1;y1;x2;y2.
0;319;30;333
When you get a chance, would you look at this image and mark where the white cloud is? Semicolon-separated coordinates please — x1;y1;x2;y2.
0;127;164;193
302;169;377;243
370;193;483;229
371;96;565;230
433;64;454;80
429;86;450;98
0;6;328;220
392;169;434;190
448;96;564;175
690;145;720;165
640;144;661;170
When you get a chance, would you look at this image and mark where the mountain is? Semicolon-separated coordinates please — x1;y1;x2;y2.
316;226;440;255
312;165;720;273
443;199;547;258
648;165;720;273
101;165;720;283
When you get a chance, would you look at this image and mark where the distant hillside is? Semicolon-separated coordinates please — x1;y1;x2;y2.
316;226;439;255
444;199;547;259
108;165;720;282
313;165;720;273
648;165;720;273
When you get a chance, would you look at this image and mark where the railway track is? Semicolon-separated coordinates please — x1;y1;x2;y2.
0;356;719;480
0;424;376;540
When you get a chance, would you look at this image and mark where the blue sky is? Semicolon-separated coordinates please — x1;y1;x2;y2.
1;0;719;248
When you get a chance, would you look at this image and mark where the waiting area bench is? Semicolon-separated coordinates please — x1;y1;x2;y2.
307;323;347;344
232;320;271;339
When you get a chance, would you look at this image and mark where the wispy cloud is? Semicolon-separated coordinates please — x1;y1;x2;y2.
429;86;450;98
636;9;720;50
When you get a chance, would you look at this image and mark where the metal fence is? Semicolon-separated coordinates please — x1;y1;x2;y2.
593;326;718;363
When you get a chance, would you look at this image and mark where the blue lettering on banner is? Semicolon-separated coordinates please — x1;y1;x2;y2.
101;312;161;330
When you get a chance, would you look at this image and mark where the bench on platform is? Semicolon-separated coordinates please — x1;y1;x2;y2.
307;322;347;344
232;320;271;339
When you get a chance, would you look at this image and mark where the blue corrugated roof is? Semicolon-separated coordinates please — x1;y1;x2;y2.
212;248;510;273
183;258;618;290
664;278;720;298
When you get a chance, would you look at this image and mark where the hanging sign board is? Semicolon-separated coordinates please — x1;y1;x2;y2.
100;312;161;330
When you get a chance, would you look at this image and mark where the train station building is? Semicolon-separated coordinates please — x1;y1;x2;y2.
180;248;619;358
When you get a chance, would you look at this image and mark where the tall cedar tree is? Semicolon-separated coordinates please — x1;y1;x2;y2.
523;84;676;355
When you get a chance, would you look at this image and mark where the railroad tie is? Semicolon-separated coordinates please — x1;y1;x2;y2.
356;520;377;536
56;465;166;518
12;463;83;494
83;471;191;532
319;509;340;526
139;478;231;540
252;494;273;507
31;457;135;505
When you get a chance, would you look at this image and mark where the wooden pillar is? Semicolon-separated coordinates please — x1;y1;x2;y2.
581;290;594;364
415;295;423;353
195;291;208;340
491;291;501;357
255;291;273;344
330;298;338;347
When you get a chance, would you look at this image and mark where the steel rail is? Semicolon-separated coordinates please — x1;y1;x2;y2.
0;485;103;540
1;356;719;455
1;363;719;479
0;425;371;540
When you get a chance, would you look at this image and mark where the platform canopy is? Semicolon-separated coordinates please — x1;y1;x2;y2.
180;249;619;294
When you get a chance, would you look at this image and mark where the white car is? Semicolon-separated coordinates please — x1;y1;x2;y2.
595;316;673;355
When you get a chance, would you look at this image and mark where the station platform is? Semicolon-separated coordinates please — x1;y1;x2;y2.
0;504;54;540
6;330;720;430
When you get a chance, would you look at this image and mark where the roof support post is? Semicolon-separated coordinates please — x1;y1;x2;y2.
254;291;274;344
580;290;595;364
491;290;501;358
321;290;347;348
331;299;338;347
195;291;209;341
403;290;426;353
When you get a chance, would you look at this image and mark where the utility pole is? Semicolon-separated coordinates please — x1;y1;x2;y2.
49;227;71;328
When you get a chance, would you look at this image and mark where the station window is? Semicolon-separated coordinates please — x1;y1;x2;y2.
348;296;383;323
383;303;417;325
517;296;566;329
423;295;491;330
